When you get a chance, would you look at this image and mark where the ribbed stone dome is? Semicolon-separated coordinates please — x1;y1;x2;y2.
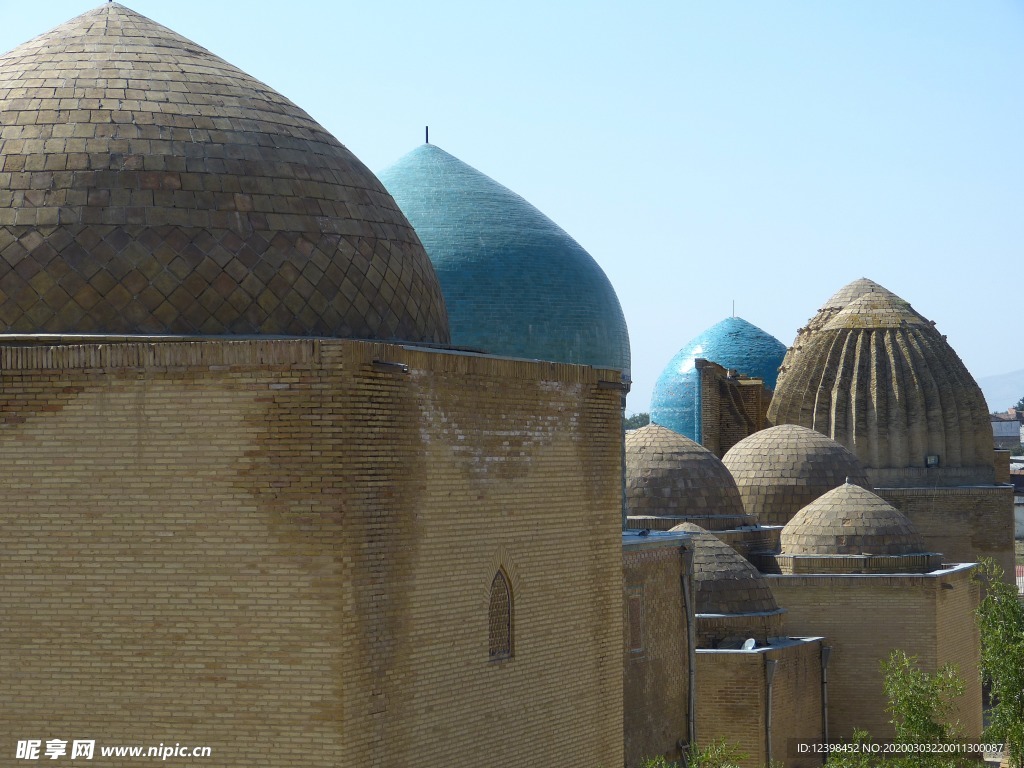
774;278;897;394
781;483;926;556
768;283;994;486
650;317;785;440
723;425;869;527
626;424;755;530
377;144;629;372
0;4;449;341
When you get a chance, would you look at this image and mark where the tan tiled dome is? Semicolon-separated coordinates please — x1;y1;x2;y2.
723;425;869;527
670;523;783;647
781;483;926;556
625;424;755;531
0;4;449;341
768;283;993;487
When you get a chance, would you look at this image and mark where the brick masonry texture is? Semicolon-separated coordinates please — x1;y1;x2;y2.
878;485;1016;580
782;483;927;557
0;337;624;768
378;144;629;372
0;4;449;342
723;425;870;527
623;541;691;767
626;424;754;530
767;568;982;743
697;640;823;768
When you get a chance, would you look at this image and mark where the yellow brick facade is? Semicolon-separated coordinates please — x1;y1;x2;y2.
697;640;823;768
623;537;692;767
0;338;624;768
877;486;1015;581
766;566;982;743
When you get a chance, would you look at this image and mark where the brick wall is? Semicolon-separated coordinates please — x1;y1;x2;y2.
877;485;1015;580
623;539;691;767
766;567;981;743
697;640;823;768
695;359;769;458
0;338;624;768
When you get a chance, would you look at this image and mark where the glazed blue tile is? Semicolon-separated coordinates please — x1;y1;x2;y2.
651;317;786;440
378;144;630;374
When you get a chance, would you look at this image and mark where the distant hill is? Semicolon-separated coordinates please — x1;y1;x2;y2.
977;369;1024;413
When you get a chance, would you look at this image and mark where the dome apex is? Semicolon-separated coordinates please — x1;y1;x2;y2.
0;4;448;341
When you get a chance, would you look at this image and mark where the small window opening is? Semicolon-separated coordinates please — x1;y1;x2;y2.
488;570;512;660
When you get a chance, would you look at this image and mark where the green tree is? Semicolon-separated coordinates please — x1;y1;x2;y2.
976;559;1024;768
624;412;650;430
1014;396;1024;412
641;738;746;768
826;651;969;768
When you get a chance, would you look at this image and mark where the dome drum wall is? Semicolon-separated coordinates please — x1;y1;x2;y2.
0;4;449;342
769;285;995;486
767;553;943;576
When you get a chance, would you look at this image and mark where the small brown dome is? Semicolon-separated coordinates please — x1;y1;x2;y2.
0;4;449;342
626;424;754;530
723;425;869;526
781;483;926;556
670;523;779;615
768;282;994;486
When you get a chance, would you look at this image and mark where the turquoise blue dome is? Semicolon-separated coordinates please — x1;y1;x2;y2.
378;144;630;374
650;317;786;440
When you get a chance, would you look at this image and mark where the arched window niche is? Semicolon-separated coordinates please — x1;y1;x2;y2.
488;570;513;660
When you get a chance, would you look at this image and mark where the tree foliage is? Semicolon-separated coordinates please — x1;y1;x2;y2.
640;738;746;768
624;412;650;430
826;652;969;768
976;559;1024;768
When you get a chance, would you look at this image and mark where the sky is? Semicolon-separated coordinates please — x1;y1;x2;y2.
2;1;1022;414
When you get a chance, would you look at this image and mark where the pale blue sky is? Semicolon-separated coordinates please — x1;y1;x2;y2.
3;1;1022;413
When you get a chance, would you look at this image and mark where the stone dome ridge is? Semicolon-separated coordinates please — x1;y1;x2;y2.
775;278;899;393
722;425;869;527
0;4;449;341
768;283;994;485
650;316;786;440
781;483;927;556
669;523;780;615
821;292;931;332
625;424;755;530
377;143;629;372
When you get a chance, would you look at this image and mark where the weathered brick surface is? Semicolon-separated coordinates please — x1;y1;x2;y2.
878;485;1015;580
623;540;691;767
697;640;823;768
0;338;624;768
766;567;982;742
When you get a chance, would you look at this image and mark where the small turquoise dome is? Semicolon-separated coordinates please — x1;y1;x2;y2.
378;144;630;374
650;317;786;440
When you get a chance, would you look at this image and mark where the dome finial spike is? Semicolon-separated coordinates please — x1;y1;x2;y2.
425;125;429;144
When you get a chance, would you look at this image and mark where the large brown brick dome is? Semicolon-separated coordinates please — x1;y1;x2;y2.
0;4;449;341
